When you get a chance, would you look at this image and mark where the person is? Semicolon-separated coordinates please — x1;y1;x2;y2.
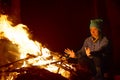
64;19;111;80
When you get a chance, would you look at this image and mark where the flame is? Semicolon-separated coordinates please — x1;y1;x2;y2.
0;15;72;79
0;15;41;58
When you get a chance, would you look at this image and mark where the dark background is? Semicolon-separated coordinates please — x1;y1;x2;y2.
20;0;120;74
0;0;120;75
20;0;112;51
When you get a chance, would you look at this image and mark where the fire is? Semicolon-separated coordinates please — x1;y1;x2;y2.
0;15;73;79
0;15;41;58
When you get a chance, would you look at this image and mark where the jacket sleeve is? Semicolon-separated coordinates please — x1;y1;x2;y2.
75;39;88;58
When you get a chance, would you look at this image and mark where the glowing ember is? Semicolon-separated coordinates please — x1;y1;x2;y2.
0;15;73;79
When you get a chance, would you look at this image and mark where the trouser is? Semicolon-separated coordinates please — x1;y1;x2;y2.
78;56;105;80
93;57;104;80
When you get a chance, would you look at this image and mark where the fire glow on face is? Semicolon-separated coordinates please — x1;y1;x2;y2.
0;15;72;79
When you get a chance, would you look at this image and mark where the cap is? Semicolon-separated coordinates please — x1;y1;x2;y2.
90;19;103;31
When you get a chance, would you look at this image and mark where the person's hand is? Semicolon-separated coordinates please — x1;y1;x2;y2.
85;47;91;56
64;48;75;58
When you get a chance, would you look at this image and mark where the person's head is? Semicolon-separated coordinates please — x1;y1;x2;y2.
89;19;103;39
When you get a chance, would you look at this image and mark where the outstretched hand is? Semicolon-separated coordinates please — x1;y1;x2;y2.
64;48;75;58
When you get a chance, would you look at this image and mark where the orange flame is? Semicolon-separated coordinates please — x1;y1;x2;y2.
0;15;72;79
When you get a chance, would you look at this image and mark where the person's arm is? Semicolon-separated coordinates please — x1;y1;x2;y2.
75;38;89;58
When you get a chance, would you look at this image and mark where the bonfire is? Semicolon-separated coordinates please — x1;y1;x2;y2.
0;15;77;80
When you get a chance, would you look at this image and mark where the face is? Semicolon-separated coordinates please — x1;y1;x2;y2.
90;27;100;39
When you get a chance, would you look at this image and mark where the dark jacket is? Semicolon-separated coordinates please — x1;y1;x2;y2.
76;36;110;59
75;35;111;74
